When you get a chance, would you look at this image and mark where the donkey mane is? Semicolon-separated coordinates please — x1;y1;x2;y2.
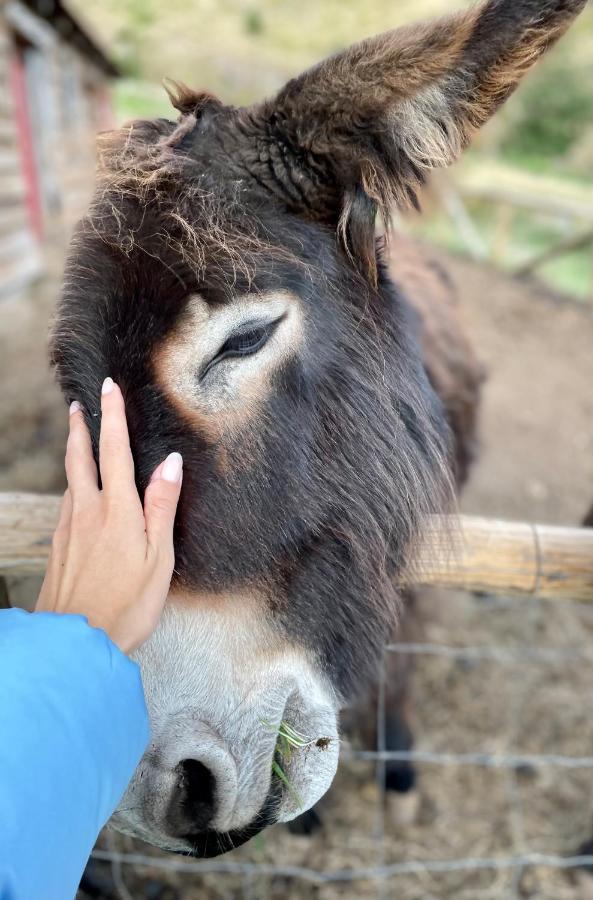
91;110;310;291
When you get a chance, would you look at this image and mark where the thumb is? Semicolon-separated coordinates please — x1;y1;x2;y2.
144;452;183;553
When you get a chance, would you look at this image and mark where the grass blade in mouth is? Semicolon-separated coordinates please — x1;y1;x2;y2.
261;720;334;811
271;758;303;809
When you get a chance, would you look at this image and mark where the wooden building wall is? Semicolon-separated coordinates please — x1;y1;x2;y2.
0;18;41;298
0;1;114;299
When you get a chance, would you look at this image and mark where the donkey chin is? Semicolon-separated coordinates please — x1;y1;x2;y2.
108;597;340;856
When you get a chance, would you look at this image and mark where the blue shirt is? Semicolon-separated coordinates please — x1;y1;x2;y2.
0;608;149;900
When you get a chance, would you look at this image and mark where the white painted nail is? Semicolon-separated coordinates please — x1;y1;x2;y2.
102;377;114;395
69;400;81;415
161;452;183;484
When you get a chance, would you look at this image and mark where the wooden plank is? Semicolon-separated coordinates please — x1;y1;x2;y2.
1;494;592;602
61;187;93;206
0;204;28;235
0;24;12;48
0;228;38;261
56;170;95;192
0;147;22;173
514;229;593;276
0;59;11;83
0;248;43;299
56;153;95;172
54;158;96;179
0;495;62;577
412;516;593;603
60;192;94;223
0;171;26;202
0;94;16;118
457;161;593;224
460;184;593;223
4;1;56;49
0;121;19;146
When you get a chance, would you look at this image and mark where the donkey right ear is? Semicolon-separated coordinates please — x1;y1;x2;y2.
244;0;586;282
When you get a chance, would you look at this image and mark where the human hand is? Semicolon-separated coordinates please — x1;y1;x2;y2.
36;377;182;653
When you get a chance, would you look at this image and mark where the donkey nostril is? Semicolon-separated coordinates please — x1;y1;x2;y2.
180;759;216;812
167;758;217;835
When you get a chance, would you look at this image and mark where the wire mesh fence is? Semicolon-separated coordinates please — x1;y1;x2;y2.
84;588;593;900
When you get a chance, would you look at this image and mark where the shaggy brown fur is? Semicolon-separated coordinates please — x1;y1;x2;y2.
296;240;485;833
388;236;485;485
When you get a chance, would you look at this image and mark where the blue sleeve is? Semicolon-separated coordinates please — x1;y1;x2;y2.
0;608;150;900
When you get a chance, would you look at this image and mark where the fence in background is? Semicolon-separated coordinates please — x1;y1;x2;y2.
2;492;593;599
86;624;593;898
2;492;593;897
426;164;593;280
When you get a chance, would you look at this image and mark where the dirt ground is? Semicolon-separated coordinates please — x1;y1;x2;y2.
1;248;592;899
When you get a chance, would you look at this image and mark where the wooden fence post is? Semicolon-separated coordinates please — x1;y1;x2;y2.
1;493;592;602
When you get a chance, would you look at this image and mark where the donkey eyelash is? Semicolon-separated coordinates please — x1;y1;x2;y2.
200;315;285;379
221;324;274;357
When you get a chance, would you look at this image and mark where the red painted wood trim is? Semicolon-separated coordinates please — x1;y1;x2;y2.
9;51;43;241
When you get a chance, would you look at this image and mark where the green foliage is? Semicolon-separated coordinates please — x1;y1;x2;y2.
410;203;593;301
111;27;143;78
244;9;265;36
500;57;593;166
115;80;173;121
540;248;593;299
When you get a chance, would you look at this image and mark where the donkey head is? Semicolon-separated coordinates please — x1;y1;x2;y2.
52;0;585;856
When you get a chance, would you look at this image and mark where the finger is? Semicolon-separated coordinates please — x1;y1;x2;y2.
144;452;183;560
55;487;73;535
65;402;99;499
36;489;72;610
98;378;137;500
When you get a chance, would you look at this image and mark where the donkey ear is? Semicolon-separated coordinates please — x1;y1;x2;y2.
249;0;586;282
163;80;223;118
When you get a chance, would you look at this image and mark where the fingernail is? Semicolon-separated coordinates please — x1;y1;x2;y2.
102;377;114;395
69;400;81;415
161;452;183;484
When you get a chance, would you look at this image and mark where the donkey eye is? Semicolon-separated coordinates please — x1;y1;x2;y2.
220;324;273;357
201;317;283;379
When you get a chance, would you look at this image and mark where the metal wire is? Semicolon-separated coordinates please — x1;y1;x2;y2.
91;636;593;893
385;642;593;663
91;850;593;883
347;749;593;768
373;656;387;900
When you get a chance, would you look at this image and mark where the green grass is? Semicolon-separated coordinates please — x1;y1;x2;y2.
114;78;174;122
262;719;326;810
540;250;593;299
498;149;593;186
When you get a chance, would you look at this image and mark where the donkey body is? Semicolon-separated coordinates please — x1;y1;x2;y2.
52;0;585;857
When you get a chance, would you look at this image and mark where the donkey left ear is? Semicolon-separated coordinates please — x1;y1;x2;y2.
246;0;586;282
164;80;223;118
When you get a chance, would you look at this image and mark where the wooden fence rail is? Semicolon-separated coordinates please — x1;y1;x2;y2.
1;493;592;602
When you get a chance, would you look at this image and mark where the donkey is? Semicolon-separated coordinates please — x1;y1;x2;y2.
51;0;586;857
